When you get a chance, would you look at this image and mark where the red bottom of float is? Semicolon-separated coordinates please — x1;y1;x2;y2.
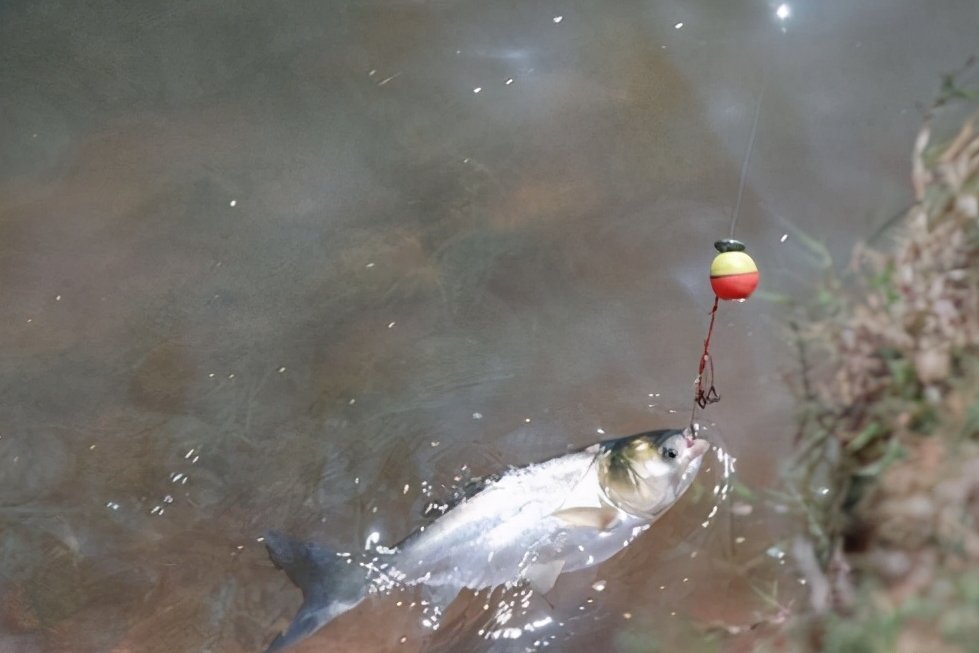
710;271;760;300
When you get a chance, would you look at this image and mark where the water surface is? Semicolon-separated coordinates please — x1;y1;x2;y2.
1;1;977;651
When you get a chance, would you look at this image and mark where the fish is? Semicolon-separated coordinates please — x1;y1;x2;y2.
262;427;710;652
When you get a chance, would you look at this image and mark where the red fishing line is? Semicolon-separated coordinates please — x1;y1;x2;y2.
693;295;721;410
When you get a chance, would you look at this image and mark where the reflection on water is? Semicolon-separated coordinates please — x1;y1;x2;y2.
1;0;977;651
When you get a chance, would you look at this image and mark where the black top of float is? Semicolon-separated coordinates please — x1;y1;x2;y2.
714;239;746;253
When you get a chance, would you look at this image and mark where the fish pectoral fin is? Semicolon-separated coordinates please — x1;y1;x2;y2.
523;560;565;596
552;506;620;531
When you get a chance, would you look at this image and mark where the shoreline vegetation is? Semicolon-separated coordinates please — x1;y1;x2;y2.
778;71;979;652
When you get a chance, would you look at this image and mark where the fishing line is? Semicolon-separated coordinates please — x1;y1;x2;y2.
729;71;766;238
689;70;768;433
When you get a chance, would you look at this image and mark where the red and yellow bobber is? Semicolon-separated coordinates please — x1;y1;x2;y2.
709;239;759;300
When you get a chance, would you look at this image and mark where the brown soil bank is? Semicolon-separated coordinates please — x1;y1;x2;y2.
778;101;979;651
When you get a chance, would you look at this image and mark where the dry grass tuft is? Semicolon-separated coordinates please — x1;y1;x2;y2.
782;108;979;651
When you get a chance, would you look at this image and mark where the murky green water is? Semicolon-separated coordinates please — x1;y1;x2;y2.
1;1;977;651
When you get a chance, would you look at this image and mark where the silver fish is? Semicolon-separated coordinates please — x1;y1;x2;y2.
262;428;709;652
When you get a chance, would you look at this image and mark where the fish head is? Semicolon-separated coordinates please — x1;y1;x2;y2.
598;428;709;518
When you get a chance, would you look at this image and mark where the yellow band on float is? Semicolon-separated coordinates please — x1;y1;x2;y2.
710;251;758;277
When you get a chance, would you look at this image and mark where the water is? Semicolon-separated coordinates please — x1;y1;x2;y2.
1;1;977;651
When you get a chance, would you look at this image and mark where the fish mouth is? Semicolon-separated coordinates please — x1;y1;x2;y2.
685;437;710;460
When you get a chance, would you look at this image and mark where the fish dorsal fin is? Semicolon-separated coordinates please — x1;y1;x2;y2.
551;506;620;530
523;560;565;595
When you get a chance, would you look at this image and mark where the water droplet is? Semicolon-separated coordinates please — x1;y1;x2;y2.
364;531;381;550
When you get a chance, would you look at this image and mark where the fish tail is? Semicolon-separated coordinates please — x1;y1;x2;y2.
262;530;368;653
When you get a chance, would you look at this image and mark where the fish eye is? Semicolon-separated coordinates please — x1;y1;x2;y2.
662;447;678;460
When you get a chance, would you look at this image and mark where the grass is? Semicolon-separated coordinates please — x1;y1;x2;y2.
772;68;979;651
